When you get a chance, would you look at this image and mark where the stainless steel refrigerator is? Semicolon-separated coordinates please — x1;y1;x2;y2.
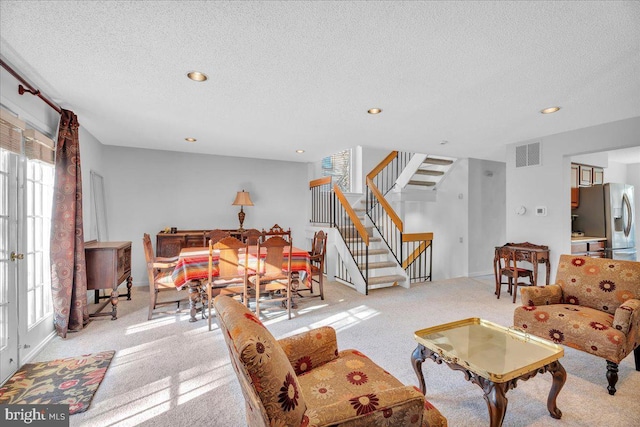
574;183;636;260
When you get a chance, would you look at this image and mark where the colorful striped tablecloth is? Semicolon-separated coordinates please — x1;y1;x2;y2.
172;246;311;290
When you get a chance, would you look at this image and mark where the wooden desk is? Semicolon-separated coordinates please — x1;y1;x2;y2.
85;240;132;320
497;242;550;286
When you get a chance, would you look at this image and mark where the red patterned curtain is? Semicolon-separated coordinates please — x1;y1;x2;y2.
50;109;89;337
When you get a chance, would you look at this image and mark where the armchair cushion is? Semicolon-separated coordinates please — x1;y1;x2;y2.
298;349;445;427
278;326;339;375
302;385;426;427
519;284;563;306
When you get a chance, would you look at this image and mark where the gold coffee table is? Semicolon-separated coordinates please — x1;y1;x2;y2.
412;318;566;427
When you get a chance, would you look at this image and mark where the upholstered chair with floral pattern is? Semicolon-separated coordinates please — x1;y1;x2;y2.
514;254;640;395
213;295;447;427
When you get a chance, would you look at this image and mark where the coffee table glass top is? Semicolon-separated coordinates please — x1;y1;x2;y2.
414;318;563;382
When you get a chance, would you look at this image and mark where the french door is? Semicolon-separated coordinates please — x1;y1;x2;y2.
0;146;54;383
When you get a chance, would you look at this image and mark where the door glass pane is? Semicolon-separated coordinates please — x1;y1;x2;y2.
1;150;9;348
26;160;53;328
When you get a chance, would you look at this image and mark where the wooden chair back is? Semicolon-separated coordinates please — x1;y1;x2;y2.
207;235;248;330
310;230;327;258
259;235;292;277
142;233;156;286
206;229;231;246
263;224;291;238
213;236;247;280
242;228;263;245
143;233;181;320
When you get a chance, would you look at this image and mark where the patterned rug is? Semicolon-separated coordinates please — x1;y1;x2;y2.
0;350;115;414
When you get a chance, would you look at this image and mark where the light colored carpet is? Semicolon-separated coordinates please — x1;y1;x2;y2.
33;277;639;426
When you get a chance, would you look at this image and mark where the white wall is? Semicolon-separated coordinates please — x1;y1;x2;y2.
468;159;506;276
604;161;628;185
506;116;640;282
403;159;469;279
99;146;309;285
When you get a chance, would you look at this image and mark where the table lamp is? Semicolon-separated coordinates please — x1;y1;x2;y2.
232;190;254;232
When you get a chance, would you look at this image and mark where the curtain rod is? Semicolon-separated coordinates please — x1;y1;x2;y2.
0;58;62;115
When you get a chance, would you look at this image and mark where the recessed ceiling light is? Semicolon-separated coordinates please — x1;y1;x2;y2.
296;149;305;154
185;137;197;142
367;108;382;114
540;106;561;114
187;71;208;82
440;140;449;145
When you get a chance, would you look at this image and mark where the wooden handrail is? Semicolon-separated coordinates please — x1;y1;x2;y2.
402;240;431;269
334;184;369;246
366;151;398;179
310;176;331;189
402;232;434;242
366;177;403;232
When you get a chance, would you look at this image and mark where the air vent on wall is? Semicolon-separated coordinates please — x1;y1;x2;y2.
515;141;541;168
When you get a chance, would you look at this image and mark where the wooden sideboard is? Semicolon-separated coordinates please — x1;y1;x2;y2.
85;240;132;320
156;229;243;257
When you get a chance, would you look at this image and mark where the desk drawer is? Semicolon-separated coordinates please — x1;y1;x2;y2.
571;242;587;254
588;241;605;252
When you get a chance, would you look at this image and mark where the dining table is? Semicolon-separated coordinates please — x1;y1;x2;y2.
172;246;312;321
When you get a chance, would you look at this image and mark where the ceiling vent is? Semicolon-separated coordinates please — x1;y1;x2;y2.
515;142;541;168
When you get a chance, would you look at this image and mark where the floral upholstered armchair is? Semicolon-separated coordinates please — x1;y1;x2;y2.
514;255;640;395
213;295;447;427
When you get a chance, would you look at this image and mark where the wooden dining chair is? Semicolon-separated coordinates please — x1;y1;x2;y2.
205;229;231;246
494;245;534;303
142;233;184;320
247;233;293;319
206;236;248;331
263;223;290;237
242;228;263;245
293;230;326;300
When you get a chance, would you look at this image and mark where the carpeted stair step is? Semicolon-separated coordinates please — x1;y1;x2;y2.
361;261;397;270
344;236;381;243
367;274;406;285
414;169;444;176
408;180;436;187
353;248;388;256
423;157;454;166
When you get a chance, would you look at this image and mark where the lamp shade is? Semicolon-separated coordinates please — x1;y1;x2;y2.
232;190;254;206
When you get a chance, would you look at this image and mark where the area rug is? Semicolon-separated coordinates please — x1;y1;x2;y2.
0;350;115;414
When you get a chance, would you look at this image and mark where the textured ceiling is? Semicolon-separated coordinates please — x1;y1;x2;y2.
1;1;639;163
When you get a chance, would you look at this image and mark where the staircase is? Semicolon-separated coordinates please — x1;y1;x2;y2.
343;206;407;289
309;151;447;294
400;154;457;190
344;216;406;289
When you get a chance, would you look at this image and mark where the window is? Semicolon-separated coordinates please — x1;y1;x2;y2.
322;149;352;192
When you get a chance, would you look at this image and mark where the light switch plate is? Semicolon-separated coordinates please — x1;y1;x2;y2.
535;206;547;216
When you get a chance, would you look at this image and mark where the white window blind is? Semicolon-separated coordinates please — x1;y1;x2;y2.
0;108;25;154
24;128;55;165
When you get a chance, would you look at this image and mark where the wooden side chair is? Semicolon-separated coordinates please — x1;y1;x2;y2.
206;236;248;331
248;233;293;319
205;229;230;246
142;233;184;320
241;228;263;245
294;230;327;300
263;223;290;237
494;245;533;303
